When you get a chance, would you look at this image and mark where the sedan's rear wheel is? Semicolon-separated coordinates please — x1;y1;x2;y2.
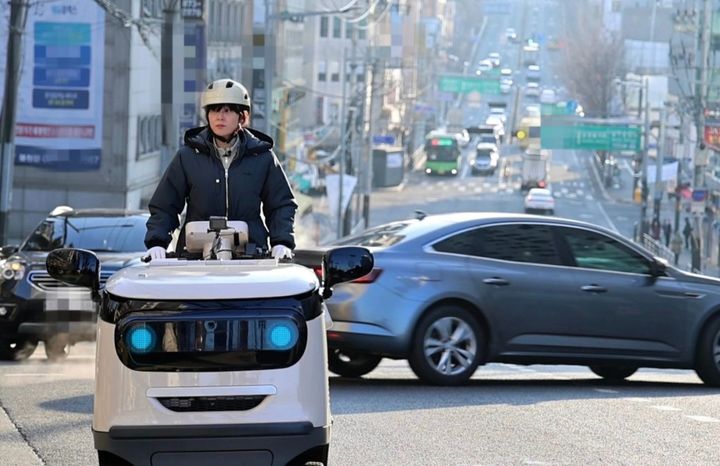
589;365;638;381
328;349;382;378
0;337;38;361
695;317;720;386
408;305;484;385
45;333;71;361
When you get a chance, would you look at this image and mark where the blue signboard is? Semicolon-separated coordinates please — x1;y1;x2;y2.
32;89;89;109
33;67;90;87
373;135;396;145
692;189;708;202
14;2;105;171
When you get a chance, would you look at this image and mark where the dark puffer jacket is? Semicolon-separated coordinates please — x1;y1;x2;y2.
144;126;297;253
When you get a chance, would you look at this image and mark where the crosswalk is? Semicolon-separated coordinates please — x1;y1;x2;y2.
415;175;597;201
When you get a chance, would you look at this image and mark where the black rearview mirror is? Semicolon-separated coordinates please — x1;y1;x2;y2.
46;248;101;298
322;247;374;299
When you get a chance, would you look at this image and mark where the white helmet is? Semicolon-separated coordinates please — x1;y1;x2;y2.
201;79;251;110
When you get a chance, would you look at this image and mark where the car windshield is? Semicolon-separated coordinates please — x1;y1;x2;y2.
331;221;413;248
21;215;148;252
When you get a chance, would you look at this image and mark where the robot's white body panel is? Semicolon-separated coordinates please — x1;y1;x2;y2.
93;316;330;430
106;260;318;300
93;259;331;466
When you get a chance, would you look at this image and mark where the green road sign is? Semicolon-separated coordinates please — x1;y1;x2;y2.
541;102;572;116
541;118;641;151
439;75;500;95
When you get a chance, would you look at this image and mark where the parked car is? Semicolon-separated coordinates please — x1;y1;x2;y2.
524;187;556;214
295;212;720;386
0;207;148;360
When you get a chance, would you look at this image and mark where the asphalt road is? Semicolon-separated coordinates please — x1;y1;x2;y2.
1;345;719;465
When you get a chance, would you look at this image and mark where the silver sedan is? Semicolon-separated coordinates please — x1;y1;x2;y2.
296;212;720;386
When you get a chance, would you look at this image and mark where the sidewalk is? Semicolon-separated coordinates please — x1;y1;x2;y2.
591;152;720;277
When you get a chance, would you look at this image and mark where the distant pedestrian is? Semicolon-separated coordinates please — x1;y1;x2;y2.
683;218;693;249
662;219;672;247
651;218;661;241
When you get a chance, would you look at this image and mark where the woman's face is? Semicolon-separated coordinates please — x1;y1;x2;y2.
208;105;241;139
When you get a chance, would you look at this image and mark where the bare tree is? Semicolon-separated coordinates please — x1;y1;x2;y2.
560;2;625;118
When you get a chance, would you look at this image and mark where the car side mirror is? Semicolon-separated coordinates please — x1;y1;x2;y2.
0;245;19;259
649;258;667;277
46;248;101;299
321;247;374;300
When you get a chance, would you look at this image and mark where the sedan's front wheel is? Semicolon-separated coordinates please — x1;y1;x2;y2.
0;337;38;361
589;365;638;381
328;349;382;378
695;317;720;386
409;305;485;385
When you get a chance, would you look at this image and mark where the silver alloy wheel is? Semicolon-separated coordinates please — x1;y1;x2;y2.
423;316;478;376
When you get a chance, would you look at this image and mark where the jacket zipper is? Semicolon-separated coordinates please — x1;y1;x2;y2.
224;166;229;217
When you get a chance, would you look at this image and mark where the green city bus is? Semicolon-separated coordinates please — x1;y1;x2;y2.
424;131;462;176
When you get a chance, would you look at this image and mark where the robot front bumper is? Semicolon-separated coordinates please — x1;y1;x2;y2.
93;300;331;466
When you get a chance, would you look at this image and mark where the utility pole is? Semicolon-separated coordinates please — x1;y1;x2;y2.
653;103;667;224
161;0;183;169
0;0;28;244
639;77;651;237
364;60;383;228
264;0;276;137
690;0;712;273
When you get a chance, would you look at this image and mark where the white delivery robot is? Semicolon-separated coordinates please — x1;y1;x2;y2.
46;218;373;466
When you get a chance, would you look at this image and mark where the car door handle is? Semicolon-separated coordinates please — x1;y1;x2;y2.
483;277;509;286
581;285;607;293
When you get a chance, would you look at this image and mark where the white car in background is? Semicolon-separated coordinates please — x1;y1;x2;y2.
540;88;557;104
488;52;501;68
525;82;540;98
500;79;513;94
524;188;555;215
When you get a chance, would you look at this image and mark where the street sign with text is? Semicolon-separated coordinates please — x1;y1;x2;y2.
439;75;500;95
541;117;642;151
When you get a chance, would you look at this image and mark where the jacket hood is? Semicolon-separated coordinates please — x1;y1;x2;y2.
183;126;273;156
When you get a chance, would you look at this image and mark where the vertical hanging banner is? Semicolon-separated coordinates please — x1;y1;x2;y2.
14;0;105;171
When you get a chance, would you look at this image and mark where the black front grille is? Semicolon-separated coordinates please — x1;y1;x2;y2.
29;270;114;290
157;395;266;412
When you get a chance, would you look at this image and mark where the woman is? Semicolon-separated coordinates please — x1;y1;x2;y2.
144;78;297;259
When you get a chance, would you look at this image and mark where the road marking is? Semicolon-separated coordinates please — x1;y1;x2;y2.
623;397;652;403
594;389;619;394
651;405;682;412
686;415;720;423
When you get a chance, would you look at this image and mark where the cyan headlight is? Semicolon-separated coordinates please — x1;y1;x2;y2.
266;320;299;350
127;325;157;353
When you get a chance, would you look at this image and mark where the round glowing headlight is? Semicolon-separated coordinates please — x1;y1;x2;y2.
266;322;299;350
126;325;157;353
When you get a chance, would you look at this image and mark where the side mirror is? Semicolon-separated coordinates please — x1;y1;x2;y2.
0;245;19;259
649;258;667;277
46;248;101;298
322;247;374;299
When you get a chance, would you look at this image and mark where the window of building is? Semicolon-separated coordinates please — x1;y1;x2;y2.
318;61;327;82
333;17;342;38
330;61;340;82
346;23;353;39
320;16;329;37
136;114;162;159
